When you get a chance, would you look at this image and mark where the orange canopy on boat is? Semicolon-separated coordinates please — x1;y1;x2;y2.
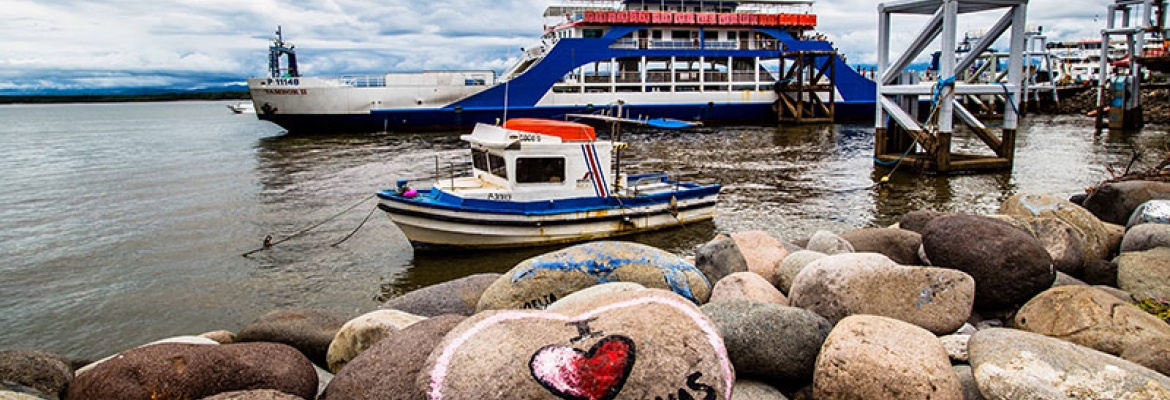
504;118;596;141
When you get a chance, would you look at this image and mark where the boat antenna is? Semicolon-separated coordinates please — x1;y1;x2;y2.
503;44;512;124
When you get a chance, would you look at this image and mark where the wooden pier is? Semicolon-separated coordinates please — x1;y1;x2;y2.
774;50;837;124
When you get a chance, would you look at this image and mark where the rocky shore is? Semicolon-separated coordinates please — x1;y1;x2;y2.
5;181;1170;400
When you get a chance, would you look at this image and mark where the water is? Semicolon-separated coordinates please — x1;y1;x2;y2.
0;101;1165;361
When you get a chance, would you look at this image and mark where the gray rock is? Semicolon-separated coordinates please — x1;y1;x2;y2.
922;214;1056;311
969;328;1170;399
320;315;466;400
1120;222;1170;253
701;300;831;384
380;273;501;317
805;230;854;255
952;365;986;400
1119;336;1170;377
999;193;1112;262
941;334;971;363
990;215;1086;277
1115;247;1170;300
1126;199;1170;229
709;272;788;305
1051;272;1088;287
1082;180;1170;225
730;380;790;400
774;250;824;295
0;350;71;400
731;231;790;286
325;309;426;373
236;308;347;369
813;315;962;400
840;227;923;265
695;234;751;283
899;210;955;234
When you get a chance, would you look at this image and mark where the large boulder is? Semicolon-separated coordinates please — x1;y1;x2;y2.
774;250;825;295
1120;336;1170;377
546;282;647;312
899;210;954;234
999;193;1113;262
425;289;734;400
1120;222;1170;253
235;308;347;368
380;273;501;317
326;309;426;373
320;315;467;400
969;328;1170;399
75;335;221;376
694;234;750;283
68;343;317;400
788;253;975;334
476;241;711;311
709;272;788;305
1082;180;1170;225
1013;286;1170;357
839;227;922;265
700;300;831;384
730;231;790;286
989;215;1086;277
813;315;961;400
1115;247;1170;300
0;350;72;400
921;214;1056;310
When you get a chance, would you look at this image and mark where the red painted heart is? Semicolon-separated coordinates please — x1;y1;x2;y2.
529;335;636;400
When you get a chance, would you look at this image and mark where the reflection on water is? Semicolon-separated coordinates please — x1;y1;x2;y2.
1;102;1167;361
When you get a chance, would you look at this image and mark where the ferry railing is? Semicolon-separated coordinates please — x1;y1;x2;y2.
615;72;641;83
731;72;758;82
646;72;672;83
703;72;729;82
339;75;387;87
584;75;612;84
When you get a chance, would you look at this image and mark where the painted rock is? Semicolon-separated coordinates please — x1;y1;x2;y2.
969;328;1170;399
694;234;750;284
424;289;733;400
381;274;501;317
813;315;961;400
709;272;788;305
326;309;426;373
701;300;830;384
321;315;467;400
1014;286;1170;357
0;350;72;400
999;193;1112;262
476;241;711;311
788;253;975;334
67;342;317;400
1116;247;1170;300
730;231;789;286
1120;222;1170;253
922;214;1055;311
236;308;347;368
1082;180;1170;225
774;250;825;295
840;227;922;265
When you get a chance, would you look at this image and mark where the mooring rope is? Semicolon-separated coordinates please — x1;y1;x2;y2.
242;194;377;257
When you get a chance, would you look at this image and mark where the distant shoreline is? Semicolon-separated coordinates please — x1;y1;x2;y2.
0;91;250;105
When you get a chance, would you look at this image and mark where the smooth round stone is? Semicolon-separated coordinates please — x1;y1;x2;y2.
379;273;501;317
788;253;975;334
839;227;922;265
922;214;1056;310
0;350;72;399
709;272;788;305
326;309;426;373
1120;336;1170;377
1120;222;1170;253
999;193;1112;262
899;210;954;234
730;231;790;286
730;380;790;400
1082;180;1170;225
774;250;824;295
67;343;317;400
969;328;1170;399
320;315;467;400
989;215;1086;277
235;308;347;368
1126;199;1170;229
546;282;646;311
813;315;962;400
1115;247;1170;300
477;241;711;311
701;300;831;384
694;234;750;283
200;389;304;399
805;230;854;255
426;289;734;400
1014;286;1170;356
76;335;221;377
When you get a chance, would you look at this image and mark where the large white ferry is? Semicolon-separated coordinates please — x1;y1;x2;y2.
247;1;876;133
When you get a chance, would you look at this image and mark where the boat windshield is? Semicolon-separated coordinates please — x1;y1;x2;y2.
516;157;566;183
472;148;508;179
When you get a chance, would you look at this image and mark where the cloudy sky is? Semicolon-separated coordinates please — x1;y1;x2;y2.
0;0;1116;91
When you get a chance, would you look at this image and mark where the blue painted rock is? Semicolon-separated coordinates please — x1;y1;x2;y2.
326;309;426;373
1014;286;1170;357
380;273;502;317
701;300;829;384
0;350;72;400
1116;247;1170;300
1082;180;1170;225
813;315;961;400
476;241;711;311
425;289;733;400
236;308;347;368
67;342;317;400
969;328;1170;399
788;253;975;334
321;315;467;400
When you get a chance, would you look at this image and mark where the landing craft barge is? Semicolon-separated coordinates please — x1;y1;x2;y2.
248;0;877;134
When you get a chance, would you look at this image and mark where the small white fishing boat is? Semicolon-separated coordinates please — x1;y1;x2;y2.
227;101;256;114
376;118;720;249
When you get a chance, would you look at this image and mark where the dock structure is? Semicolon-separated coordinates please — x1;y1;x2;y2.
874;0;1027;174
1096;0;1169;130
1023;30;1059;112
774;50;837;123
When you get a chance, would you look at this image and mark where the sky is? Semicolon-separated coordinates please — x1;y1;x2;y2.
0;0;1118;92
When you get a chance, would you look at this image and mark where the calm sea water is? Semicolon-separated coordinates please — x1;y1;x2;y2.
0;101;1165;361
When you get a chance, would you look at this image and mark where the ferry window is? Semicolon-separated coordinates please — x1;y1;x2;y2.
472;148;490;171
515;157;565;183
489;153;507;178
583;29;604;39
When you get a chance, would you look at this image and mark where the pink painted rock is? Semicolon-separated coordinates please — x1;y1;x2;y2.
709;272;788;305
730;231;789;286
423;289;734;400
